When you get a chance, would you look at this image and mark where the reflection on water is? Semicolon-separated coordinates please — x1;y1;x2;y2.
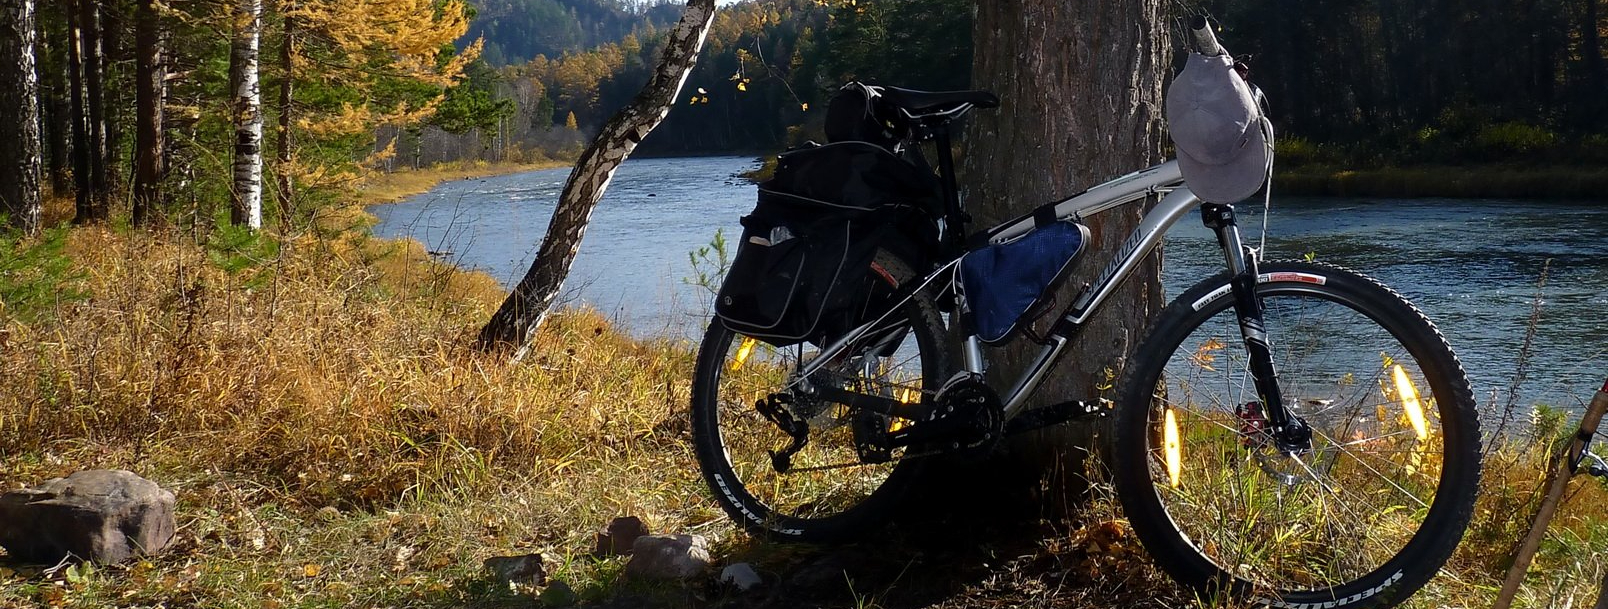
369;157;1608;413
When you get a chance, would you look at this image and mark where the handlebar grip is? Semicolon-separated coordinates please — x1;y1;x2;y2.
1190;16;1224;56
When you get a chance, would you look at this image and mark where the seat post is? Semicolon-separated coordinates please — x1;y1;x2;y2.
932;125;967;252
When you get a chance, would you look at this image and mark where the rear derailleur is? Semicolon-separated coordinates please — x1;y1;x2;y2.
754;393;810;474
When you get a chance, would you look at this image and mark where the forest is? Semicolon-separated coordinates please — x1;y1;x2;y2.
466;0;1608;164
5;0;1603;237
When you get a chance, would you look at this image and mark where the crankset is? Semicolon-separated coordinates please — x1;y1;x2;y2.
882;374;1005;458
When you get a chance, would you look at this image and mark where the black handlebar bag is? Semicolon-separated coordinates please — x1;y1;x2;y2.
716;142;939;347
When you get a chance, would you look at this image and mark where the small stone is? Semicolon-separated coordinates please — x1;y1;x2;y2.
538;580;578;607
484;553;546;586
719;562;763;591
0;470;176;565
592;516;651;557
624;534;710;581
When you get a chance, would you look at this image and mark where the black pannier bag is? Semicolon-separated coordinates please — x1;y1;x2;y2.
958;218;1090;343
716;141;939;347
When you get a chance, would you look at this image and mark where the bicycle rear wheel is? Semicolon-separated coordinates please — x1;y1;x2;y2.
1114;261;1480;609
691;250;952;542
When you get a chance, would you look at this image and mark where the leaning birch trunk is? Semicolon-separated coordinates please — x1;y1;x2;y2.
0;0;44;236
475;0;717;355
132;0;164;227
229;0;263;230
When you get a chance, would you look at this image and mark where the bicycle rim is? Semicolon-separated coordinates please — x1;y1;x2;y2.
693;253;949;538
1134;278;1472;597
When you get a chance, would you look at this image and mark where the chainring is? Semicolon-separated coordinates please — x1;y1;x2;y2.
930;374;1005;458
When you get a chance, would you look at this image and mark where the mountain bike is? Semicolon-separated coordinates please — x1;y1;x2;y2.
690;19;1481;609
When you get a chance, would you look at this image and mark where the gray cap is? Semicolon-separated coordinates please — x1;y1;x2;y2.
1166;52;1272;204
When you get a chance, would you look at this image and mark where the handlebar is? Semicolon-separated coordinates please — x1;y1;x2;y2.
1190;16;1224;56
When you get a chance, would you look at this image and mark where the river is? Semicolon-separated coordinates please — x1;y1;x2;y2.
369;156;1608;411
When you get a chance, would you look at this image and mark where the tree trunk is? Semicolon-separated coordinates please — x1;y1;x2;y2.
78;0;107;222
66;0;91;222
38;11;71;197
275;3;294;233
476;0;718;355
99;0;121;192
132;0;162;227
959;0;1168;507
1;0;44;236
229;0;263;229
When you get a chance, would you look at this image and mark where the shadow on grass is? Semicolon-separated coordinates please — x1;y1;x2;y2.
475;446;1182;609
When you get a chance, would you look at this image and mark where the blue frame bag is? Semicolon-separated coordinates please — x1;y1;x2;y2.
958;219;1090;343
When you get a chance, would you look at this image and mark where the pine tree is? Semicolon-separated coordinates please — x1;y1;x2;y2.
956;0;1168;506
564;110;578;130
275;0;296;232
75;0;109;223
275;0;478;197
132;0;164;227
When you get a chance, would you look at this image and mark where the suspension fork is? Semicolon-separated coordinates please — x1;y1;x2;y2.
1200;203;1310;452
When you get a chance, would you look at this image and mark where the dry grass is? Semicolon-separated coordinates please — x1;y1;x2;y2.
0;198;719;606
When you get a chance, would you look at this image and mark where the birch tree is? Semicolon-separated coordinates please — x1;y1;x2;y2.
230;0;263;229
1;0;44;236
475;0;718;355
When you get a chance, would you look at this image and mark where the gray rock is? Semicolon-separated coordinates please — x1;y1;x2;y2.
591;516;650;557
719;562;763;591
484;553;546;586
0;469;176;565
624;534;710;580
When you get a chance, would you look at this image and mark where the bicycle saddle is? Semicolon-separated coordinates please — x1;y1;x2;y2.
878;86;1000;115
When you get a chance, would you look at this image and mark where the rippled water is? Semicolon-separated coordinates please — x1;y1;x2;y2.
370;156;1608;411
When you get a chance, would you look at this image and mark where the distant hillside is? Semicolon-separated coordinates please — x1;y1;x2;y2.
464;0;686;65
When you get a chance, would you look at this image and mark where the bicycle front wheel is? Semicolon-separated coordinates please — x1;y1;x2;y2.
1114;260;1480;609
691;250;952;542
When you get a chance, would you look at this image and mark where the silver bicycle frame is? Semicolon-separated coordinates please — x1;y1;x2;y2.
798;159;1205;419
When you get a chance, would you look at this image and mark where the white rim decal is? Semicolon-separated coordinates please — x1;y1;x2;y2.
1190;272;1330;311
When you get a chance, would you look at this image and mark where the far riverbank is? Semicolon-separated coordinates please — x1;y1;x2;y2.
1276;165;1608;199
356;159;572;206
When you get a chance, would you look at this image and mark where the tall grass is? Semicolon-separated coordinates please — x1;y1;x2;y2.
0;214;717;606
